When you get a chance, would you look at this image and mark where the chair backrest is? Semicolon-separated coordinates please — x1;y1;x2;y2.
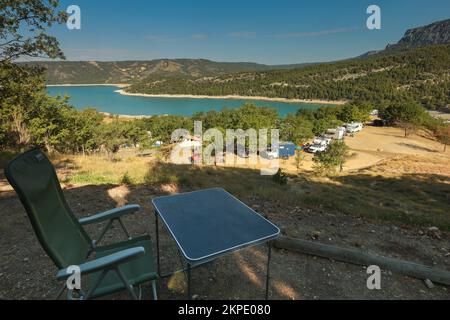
5;148;92;269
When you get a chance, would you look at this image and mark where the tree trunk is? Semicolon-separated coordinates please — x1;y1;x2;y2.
11;108;30;146
274;237;450;286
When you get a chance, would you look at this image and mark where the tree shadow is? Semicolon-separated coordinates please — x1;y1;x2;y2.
1;160;450;300
396;142;439;153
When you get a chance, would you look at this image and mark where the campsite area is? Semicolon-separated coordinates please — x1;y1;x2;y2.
1;125;449;300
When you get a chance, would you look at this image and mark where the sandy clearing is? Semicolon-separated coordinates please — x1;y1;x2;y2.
276;126;449;174
115;89;347;105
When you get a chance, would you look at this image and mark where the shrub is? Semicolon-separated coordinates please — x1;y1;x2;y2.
120;172;133;185
272;169;288;185
313;141;349;175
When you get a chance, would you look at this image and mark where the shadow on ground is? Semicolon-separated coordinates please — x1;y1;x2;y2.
0;162;449;300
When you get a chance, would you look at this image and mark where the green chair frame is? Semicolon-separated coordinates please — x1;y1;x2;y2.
5;148;157;300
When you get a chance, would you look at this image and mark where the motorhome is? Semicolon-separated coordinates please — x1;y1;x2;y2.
325;127;346;140
346;122;363;133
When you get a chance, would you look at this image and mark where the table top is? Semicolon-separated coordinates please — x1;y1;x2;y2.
152;188;280;264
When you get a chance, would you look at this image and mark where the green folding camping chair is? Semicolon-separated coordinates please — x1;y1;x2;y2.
5;148;157;300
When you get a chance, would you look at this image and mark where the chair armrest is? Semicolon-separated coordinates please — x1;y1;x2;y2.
79;204;140;226
56;247;145;280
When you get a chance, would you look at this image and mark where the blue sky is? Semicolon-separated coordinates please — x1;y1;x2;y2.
49;0;450;64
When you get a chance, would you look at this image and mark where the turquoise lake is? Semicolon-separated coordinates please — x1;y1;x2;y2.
47;85;329;117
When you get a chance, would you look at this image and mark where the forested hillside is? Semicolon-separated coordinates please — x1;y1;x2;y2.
21;59;309;85
126;45;450;111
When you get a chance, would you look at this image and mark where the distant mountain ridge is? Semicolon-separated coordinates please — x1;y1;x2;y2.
21;59;311;85
22;18;450;85
357;19;450;58
386;18;450;51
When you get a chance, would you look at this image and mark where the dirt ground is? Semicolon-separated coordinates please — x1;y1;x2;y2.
0;125;449;300
281;126;450;173
203;125;450;176
0;182;449;300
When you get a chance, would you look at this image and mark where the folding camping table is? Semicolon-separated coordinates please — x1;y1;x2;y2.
151;188;280;299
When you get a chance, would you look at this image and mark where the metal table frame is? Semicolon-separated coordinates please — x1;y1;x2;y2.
152;194;278;300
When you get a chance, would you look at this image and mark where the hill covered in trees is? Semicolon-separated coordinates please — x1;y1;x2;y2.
126;44;450;111
21;59;311;85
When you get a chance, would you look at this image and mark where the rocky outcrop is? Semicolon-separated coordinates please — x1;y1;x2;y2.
387;19;450;50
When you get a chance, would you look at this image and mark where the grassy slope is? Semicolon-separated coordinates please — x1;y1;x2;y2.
54;152;450;231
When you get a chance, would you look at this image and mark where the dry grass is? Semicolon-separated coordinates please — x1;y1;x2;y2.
50;150;450;231
54;151;153;185
3;128;449;232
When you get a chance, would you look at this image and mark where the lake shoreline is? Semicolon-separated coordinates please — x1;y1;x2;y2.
100;112;154;119
46;83;346;105
47;83;129;88
115;89;347;105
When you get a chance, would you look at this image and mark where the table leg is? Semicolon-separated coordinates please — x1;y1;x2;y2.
187;263;192;300
155;212;161;276
265;241;272;300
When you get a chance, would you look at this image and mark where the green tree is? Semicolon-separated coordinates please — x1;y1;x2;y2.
27;93;73;154
0;0;67;152
435;125;450;152
294;149;304;173
313;141;349;174
94;121;127;160
69;108;103;154
338;104;370;123
280;114;314;145
235;104;278;131
380;100;427;137
0;0;66;61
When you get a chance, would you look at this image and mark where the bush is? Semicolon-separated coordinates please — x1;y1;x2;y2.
313;141;349;175
272;169;288;185
120;172;133;185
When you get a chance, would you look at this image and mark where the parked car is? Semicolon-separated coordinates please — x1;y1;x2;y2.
313;137;332;145
265;149;279;159
307;143;328;154
153;140;164;147
236;144;250;158
372;119;387;127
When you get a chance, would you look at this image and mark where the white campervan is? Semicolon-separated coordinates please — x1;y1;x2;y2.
346;122;363;134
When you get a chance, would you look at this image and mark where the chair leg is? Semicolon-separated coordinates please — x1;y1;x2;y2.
55;284;66;300
94;219;114;246
117;218;132;240
151;280;158;300
138;285;143;300
85;269;109;300
115;268;139;300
